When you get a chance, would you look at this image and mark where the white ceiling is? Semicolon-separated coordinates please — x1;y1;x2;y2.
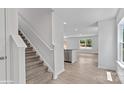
54;8;119;37
54;8;118;27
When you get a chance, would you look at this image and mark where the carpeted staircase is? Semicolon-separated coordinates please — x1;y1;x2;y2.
18;30;52;84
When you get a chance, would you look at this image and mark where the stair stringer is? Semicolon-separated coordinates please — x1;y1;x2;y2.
19;28;54;74
18;15;55;78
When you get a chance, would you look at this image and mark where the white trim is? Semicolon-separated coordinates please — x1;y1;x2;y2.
19;28;54;73
98;65;116;71
57;68;65;76
53;73;58;80
118;18;124;66
64;34;98;38
11;34;27;48
18;14;55;79
80;47;93;49
117;61;124;69
0;80;16;84
0;80;15;84
119;17;124;25
36;49;54;73
18;13;54;50
53;69;65;80
10;35;26;84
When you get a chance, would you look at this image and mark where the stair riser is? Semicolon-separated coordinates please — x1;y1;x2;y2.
26;51;36;54
26;50;33;52
26;63;45;71
18;31;22;35
26;67;48;80
26;47;33;50
24;40;29;44
19;31;52;84
26;65;47;74
26;58;40;63
26;56;40;60
26;43;30;46
26;49;33;51
23;38;28;41
27;44;31;47
22;36;25;39
26;53;36;56
26;62;43;67
19;34;23;36
26;72;52;83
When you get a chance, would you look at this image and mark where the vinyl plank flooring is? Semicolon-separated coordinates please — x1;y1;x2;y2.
47;53;121;84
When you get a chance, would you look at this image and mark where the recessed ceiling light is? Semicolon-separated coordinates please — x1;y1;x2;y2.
74;28;78;31
64;22;67;25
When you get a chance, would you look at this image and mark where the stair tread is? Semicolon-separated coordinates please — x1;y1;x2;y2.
26;58;40;63
26;47;33;49
26;62;46;72
27;71;52;84
21;36;25;38
26;42;30;45
26;49;34;52
26;65;47;76
26;67;50;81
26;50;36;54
26;60;43;67
26;52;36;55
26;55;40;59
18;31;52;84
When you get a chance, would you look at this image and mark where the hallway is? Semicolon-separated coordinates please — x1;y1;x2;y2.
47;53;120;84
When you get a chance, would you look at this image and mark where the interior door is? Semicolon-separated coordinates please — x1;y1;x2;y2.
0;9;7;84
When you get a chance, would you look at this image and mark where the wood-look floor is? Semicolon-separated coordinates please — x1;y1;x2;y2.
45;53;120;84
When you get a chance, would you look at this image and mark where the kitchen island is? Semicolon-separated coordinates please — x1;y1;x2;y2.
64;49;78;63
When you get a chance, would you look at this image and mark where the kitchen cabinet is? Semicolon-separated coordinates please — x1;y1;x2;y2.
64;49;78;63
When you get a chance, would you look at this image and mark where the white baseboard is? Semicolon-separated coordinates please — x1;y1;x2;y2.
0;80;15;84
98;65;116;71
57;68;65;76
52;68;65;80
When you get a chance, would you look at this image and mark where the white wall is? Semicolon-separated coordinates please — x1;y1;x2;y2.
18;8;53;47
6;9;18;83
6;8;18;82
18;8;65;79
98;18;117;70
64;35;98;53
116;9;124;23
18;8;55;76
52;13;64;78
64;25;98;36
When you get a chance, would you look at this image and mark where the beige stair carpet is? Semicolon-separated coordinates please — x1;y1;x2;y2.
18;31;52;84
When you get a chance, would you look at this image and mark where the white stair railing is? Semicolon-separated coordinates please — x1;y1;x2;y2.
10;34;27;84
18;13;55;76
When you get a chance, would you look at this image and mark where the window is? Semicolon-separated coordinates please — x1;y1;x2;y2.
80;39;92;48
80;39;86;47
86;39;92;47
118;23;124;63
123;43;124;61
